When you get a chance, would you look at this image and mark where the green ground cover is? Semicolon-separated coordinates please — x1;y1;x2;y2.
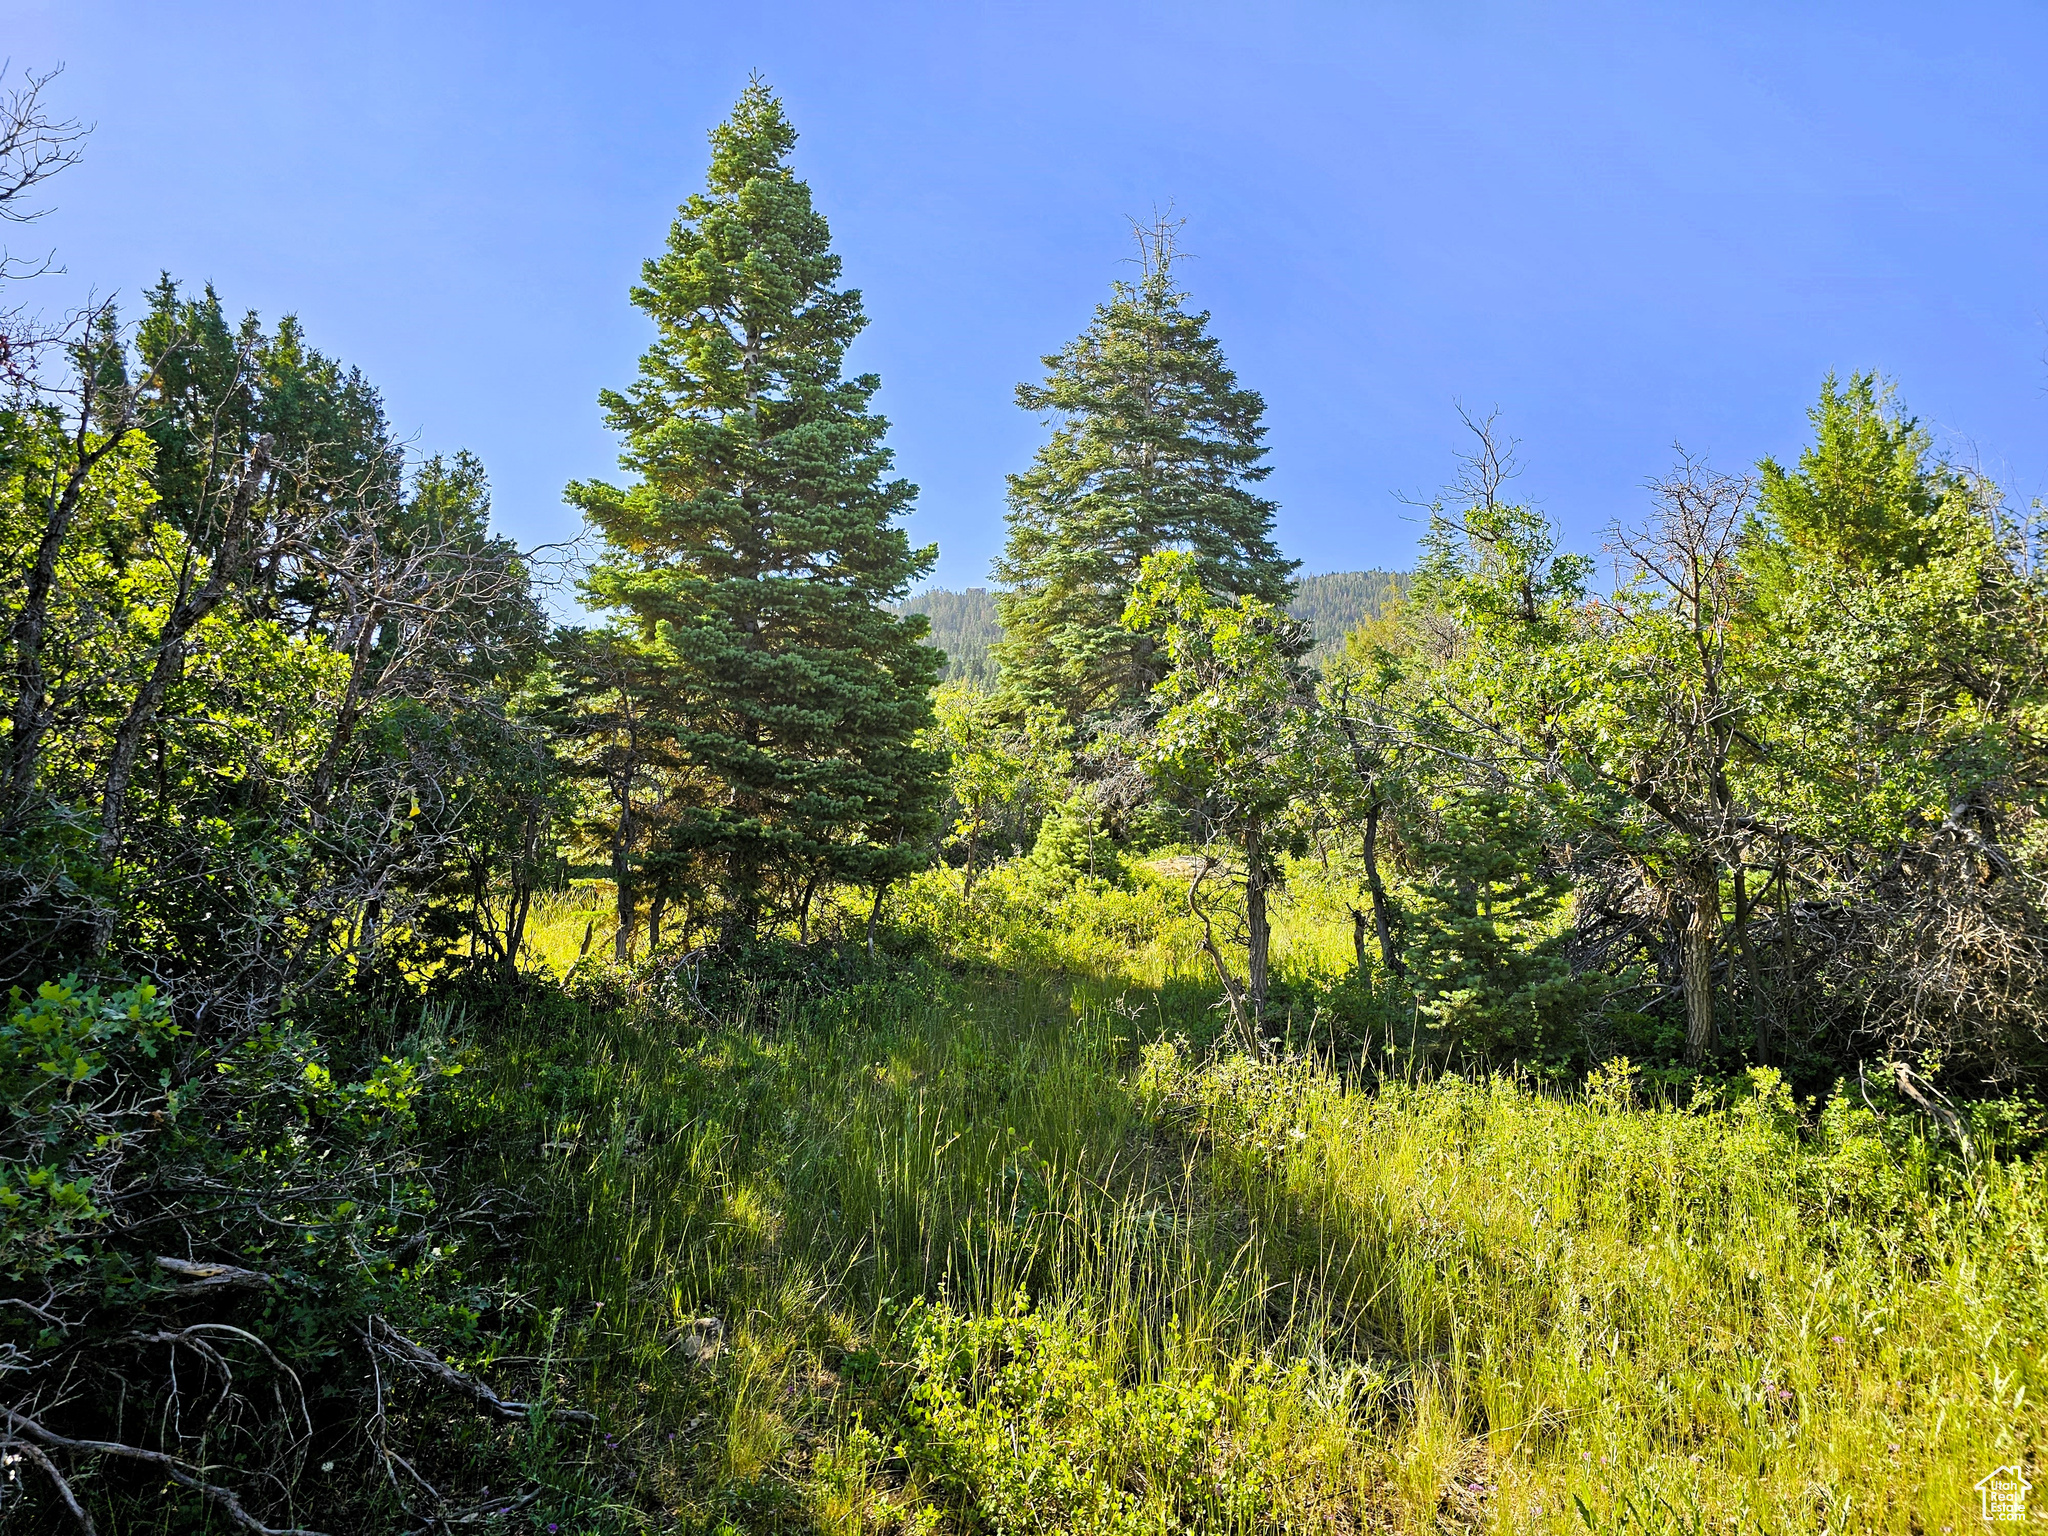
436;872;2044;1534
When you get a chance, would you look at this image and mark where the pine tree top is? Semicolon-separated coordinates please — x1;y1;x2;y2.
993;225;1297;718
599;79;864;448
707;78;798;192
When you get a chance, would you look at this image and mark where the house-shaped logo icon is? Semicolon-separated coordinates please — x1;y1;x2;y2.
1976;1465;2032;1523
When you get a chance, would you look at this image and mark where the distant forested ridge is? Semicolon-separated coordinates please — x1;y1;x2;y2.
900;586;1003;684
905;570;1407;681
1290;569;1410;663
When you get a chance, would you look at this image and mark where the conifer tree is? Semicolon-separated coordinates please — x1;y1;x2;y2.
569;82;941;940
994;225;1296;721
1400;790;1602;1065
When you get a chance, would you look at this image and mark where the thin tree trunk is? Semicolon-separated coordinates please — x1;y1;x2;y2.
866;882;887;959
1245;821;1271;1029
1187;857;1251;1043
501;803;544;979
613;852;635;963
305;616;380;823
1361;804;1404;981
1731;861;1761;1062
962;822;982;901
722;846;761;949
97;437;272;864
357;895;383;974
470;853;496;964
505;885;534;978
4;380;130;803
612;802;636;964
1681;860;1718;1063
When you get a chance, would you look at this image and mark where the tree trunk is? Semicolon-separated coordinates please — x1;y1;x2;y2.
470;853;497;964
305;616;379;823
501;804;544;979
97;438;272;863
866;882;887;959
1361;804;1404;981
1731;861;1761;1062
505;885;534;978
1188;857;1251;1042
4;386;130;803
721;848;761;949
612;819;635;965
647;886;666;953
962;822;982;901
357;895;383;974
1681;860;1718;1063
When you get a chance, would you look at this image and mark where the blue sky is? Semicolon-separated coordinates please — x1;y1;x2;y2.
8;1;2048;597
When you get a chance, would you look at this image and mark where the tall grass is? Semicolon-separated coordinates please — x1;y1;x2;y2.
460;868;2043;1533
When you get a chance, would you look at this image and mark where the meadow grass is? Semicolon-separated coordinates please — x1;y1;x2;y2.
468;869;2045;1533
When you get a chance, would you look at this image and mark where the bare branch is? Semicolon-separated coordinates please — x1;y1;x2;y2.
362;1317;596;1426
0;64;88;224
1;1408;327;1536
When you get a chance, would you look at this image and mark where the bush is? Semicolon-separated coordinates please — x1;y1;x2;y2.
0;974;594;1530
900;1295;1316;1536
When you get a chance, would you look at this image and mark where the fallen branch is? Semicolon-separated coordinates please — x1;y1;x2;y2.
155;1256;277;1296
362;1317;596;1425
5;1437;95;1534
1890;1060;1978;1167
126;1322;315;1444
400;1488;543;1535
1;1407;326;1536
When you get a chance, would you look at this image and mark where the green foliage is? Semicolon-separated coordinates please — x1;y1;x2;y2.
1401;790;1604;1065
994;231;1296;720
1021;792;1112;882
1382;392;2048;1079
0;967;536;1527
132;276;401;557
909;573;1410;687
1751;372;1955;584
1126;549;1322;1025
901;1297;1294;1535
1123;551;1316;832
0;976;177;1277
571;81;943;935
925;683;1067;894
4;263;563;1521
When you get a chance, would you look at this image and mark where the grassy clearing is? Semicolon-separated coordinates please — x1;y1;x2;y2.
461;872;2044;1533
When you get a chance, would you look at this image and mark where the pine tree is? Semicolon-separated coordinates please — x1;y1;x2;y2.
1401;790;1600;1066
994;225;1296;721
569;81;942;940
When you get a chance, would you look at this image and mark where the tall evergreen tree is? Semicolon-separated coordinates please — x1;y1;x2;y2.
994;226;1296;721
569;81;942;940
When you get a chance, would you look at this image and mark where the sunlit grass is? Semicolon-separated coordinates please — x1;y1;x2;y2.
459;865;2044;1532
522;882;616;974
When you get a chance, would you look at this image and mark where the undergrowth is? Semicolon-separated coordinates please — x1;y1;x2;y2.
447;869;2044;1533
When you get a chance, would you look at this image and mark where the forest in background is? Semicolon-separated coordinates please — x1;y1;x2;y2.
905;569;1409;683
0;68;2042;1535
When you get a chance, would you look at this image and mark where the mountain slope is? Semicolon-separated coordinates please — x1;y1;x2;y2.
903;571;1408;682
